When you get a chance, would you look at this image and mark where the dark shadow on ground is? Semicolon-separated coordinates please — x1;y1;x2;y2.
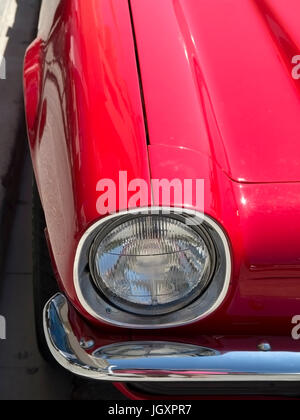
0;0;40;281
0;0;125;400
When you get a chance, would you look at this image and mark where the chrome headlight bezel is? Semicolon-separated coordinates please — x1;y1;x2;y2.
74;208;231;329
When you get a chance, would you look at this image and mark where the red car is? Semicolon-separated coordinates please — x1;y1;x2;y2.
23;0;300;399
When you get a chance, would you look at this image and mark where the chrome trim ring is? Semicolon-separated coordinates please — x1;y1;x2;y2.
44;294;300;382
74;207;232;329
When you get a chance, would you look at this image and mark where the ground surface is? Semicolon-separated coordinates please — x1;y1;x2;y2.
0;154;73;400
0;0;40;275
0;151;125;401
0;0;125;400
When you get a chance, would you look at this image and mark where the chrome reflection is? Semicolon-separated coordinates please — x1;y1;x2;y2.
93;343;218;359
44;294;300;382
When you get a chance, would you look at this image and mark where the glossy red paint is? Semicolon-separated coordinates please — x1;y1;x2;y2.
67;295;300;352
149;145;300;335
24;0;300;339
24;0;151;327
131;0;300;183
23;38;43;145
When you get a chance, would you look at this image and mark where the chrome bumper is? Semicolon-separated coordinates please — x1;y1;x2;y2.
44;294;300;382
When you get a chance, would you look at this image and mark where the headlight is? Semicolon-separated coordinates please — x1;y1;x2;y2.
89;214;215;315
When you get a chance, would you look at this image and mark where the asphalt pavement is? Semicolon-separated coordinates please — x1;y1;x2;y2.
0;0;125;401
0;142;126;401
0;153;73;400
0;0;40;275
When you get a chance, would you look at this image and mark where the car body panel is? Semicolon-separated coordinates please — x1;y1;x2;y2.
149;145;300;335
24;1;300;342
24;0;152;326
131;0;300;183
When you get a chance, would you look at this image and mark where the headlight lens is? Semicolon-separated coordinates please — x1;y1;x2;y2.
90;215;215;315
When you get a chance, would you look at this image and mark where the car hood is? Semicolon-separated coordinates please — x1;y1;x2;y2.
130;0;300;183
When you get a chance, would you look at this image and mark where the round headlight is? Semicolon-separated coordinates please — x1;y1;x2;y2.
89;215;215;316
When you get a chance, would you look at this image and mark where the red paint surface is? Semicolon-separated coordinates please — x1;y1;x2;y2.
24;0;151;329
131;0;300;183
24;0;300;336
